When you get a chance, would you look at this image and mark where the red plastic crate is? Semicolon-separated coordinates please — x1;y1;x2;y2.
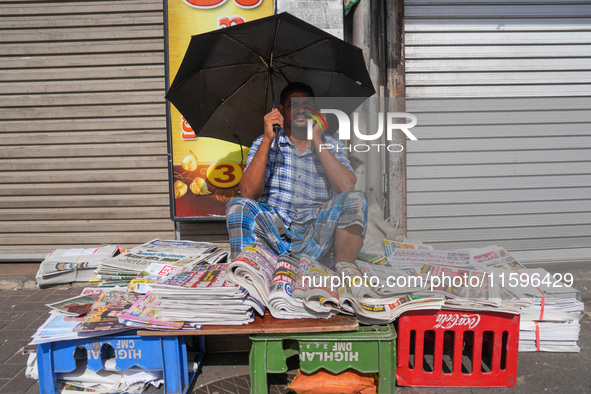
396;309;520;387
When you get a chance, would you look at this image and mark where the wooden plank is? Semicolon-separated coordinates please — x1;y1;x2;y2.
408;187;591;204
0;156;167;171
0;194;170;209
407;200;591;216
0;26;164;43
0;104;166;120
408;211;591;230
0;181;168;196
0;39;164;56
0;117;166;132
406;123;591;139
0;207;171;220
0;143;168;158
0;1;162;15
0;233;175;246
407;149;591;166
0;68;165;84
0;130;166;146
407;0;591;4
138;313;359;337
407;97;591;112
405;5;591;18
407;136;591;152
406;110;591;126
406;45;591;59
408;174;591;192
0;53;164;69
407;225;591;243
406;17;591;32
407;84;591;97
0;169;169;183
407;162;591;178
407;71;591;85
0;12;162;29
0;220;173;233
403;237;591;252
406;58;591;72
0;79;164;94
406;31;591;45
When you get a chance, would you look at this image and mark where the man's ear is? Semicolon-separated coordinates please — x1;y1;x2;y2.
278;103;284;115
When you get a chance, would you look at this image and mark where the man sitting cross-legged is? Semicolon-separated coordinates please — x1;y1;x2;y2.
226;82;368;268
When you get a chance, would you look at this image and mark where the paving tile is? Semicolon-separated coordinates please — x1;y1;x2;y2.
4;312;43;330
16;291;48;303
0;363;26;377
0;370;38;394
24;384;40;394
0;339;29;364
0;297;24;312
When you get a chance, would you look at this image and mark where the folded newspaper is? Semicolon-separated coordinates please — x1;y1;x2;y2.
227;245;331;319
147;261;264;325
226;245;445;323
36;245;119;287
96;239;227;287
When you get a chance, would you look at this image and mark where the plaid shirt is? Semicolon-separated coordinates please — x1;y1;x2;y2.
246;128;354;228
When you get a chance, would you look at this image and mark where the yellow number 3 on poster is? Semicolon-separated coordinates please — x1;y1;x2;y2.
206;162;243;188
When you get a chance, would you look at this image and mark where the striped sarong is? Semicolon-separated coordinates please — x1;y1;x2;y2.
226;190;368;263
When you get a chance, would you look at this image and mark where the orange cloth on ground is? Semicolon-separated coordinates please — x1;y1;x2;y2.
287;369;377;394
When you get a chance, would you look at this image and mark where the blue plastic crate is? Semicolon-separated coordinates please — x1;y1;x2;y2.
36;332;204;394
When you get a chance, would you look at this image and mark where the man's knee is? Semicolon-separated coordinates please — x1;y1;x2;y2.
340;190;368;217
226;197;259;216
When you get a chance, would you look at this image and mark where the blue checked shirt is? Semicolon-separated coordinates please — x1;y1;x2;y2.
245;128;354;228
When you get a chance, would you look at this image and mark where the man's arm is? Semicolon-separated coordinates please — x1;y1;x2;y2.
239;109;284;199
311;125;357;193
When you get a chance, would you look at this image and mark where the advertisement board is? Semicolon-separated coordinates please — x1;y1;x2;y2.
165;0;274;220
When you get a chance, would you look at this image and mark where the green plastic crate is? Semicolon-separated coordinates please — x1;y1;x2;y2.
249;323;396;394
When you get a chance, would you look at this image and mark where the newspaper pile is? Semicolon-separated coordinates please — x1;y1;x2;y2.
227;245;331;319
385;241;584;352
30;288;130;345
146;261;264;325
96;239;227;287
506;268;584;352
226;244;445;324
35;245;119;287
385;243;532;313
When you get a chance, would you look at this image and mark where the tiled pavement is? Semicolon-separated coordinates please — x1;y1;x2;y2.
0;286;85;394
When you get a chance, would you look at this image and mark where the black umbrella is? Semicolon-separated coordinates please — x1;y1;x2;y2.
166;12;375;148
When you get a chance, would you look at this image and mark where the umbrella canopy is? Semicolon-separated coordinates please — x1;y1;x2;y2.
166;12;375;148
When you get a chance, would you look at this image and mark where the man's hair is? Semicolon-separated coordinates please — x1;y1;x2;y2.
279;82;315;106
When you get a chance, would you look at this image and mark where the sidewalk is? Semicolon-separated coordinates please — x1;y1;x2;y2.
1;262;589;394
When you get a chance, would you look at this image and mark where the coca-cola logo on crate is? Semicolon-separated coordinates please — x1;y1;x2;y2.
433;313;481;330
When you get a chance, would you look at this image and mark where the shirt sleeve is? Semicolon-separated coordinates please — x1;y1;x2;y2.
245;135;263;169
325;135;354;173
245;135;272;184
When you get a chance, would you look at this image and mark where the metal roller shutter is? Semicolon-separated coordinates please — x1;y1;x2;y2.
0;0;174;260
404;0;591;262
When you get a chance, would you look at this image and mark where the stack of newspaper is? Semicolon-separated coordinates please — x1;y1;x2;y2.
95;239;227;287
385;241;584;352
226;244;445;324
147;261;264;325
27;287;200;393
227;245;331;319
35;245;119;287
303;257;445;324
385;243;533;313
30;288;130;345
508;267;584;352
